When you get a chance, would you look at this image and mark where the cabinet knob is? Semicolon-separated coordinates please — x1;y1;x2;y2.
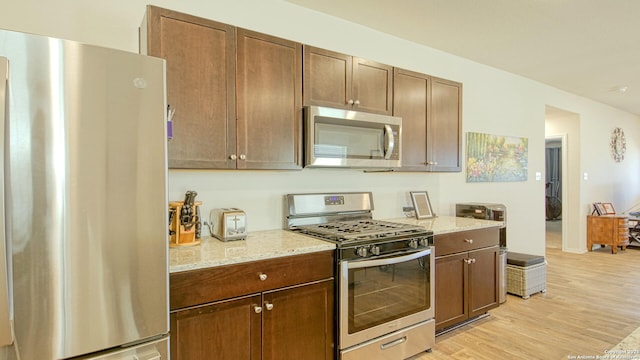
464;238;474;244
258;273;268;281
239;154;246;160
229;154;237;160
354;100;360;106
470;258;476;264
264;302;274;311
254;306;263;313
348;99;354;105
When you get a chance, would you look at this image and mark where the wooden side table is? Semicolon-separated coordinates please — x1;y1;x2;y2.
587;215;630;254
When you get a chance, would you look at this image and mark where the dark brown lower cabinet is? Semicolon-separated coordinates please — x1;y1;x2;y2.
435;252;467;329
171;295;261;360
263;280;334;360
169;251;335;360
434;228;499;331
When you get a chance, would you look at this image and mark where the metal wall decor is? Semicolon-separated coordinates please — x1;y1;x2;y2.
610;127;626;162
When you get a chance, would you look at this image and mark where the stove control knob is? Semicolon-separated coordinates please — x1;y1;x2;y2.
370;246;381;256
419;238;430;247
408;239;419;249
356;247;369;258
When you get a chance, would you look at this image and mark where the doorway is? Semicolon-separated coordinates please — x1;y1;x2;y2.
545;105;579;252
545;136;563;249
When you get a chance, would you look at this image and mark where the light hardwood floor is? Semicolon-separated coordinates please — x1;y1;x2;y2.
410;225;640;360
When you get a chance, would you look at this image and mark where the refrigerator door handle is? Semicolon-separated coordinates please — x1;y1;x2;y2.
0;56;13;346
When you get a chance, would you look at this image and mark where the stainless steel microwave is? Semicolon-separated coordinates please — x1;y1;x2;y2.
304;106;402;168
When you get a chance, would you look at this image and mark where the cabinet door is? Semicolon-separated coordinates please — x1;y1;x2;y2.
145;6;236;169
303;46;352;110
393;68;429;171
237;29;302;170
262;280;334;360
587;215;614;248
170;295;261;360
468;246;499;318
435;253;468;331
429;77;462;172
352;57;393;115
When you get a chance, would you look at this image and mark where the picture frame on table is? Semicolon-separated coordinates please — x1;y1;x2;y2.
410;191;435;219
602;202;616;215
593;202;604;215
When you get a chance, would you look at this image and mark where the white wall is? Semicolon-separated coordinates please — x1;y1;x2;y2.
3;0;639;257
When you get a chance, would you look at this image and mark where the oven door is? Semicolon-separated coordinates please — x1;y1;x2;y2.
339;247;435;349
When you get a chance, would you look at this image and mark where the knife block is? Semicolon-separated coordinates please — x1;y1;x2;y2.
168;201;202;247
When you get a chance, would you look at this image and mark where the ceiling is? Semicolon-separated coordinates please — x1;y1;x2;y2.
287;0;640;116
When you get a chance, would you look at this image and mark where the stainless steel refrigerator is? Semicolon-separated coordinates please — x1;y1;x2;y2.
0;28;169;359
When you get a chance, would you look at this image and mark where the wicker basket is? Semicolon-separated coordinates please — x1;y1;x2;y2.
506;262;546;299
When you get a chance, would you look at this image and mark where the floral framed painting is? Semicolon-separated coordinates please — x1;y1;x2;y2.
466;132;529;182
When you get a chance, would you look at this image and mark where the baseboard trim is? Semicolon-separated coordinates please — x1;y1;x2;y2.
435;313;490;337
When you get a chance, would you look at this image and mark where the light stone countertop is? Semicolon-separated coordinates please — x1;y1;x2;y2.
169;229;335;273
169;215;501;273
606;326;640;359
384;215;503;235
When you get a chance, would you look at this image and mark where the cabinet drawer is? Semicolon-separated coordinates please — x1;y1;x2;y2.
618;231;630;241
434;228;500;257
170;250;334;310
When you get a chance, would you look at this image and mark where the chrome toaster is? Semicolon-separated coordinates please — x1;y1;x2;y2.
210;208;247;241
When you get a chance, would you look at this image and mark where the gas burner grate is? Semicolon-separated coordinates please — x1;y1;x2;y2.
295;219;428;243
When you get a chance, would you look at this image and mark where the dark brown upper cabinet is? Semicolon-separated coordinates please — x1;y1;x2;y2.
393;68;462;172
141;6;302;170
236;29;303;170
303;46;393;115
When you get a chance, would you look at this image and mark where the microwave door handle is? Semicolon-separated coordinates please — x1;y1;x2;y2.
383;125;394;159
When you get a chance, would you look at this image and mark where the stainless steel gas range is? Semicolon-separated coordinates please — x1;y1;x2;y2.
285;192;435;360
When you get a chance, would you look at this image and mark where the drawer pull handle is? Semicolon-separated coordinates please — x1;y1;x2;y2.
258;273;268;281
254;306;262;313
380;336;407;350
265;302;274;311
464;238;474;244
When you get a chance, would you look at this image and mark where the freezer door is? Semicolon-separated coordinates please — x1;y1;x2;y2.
75;336;169;360
0;57;12;348
1;29;168;359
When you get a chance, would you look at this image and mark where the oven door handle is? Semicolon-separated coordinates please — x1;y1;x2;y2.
347;247;432;270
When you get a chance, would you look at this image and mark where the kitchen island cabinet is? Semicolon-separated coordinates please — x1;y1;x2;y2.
141;6;302;170
433;227;499;332
393;68;462;172
303;46;393;115
169;250;334;360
